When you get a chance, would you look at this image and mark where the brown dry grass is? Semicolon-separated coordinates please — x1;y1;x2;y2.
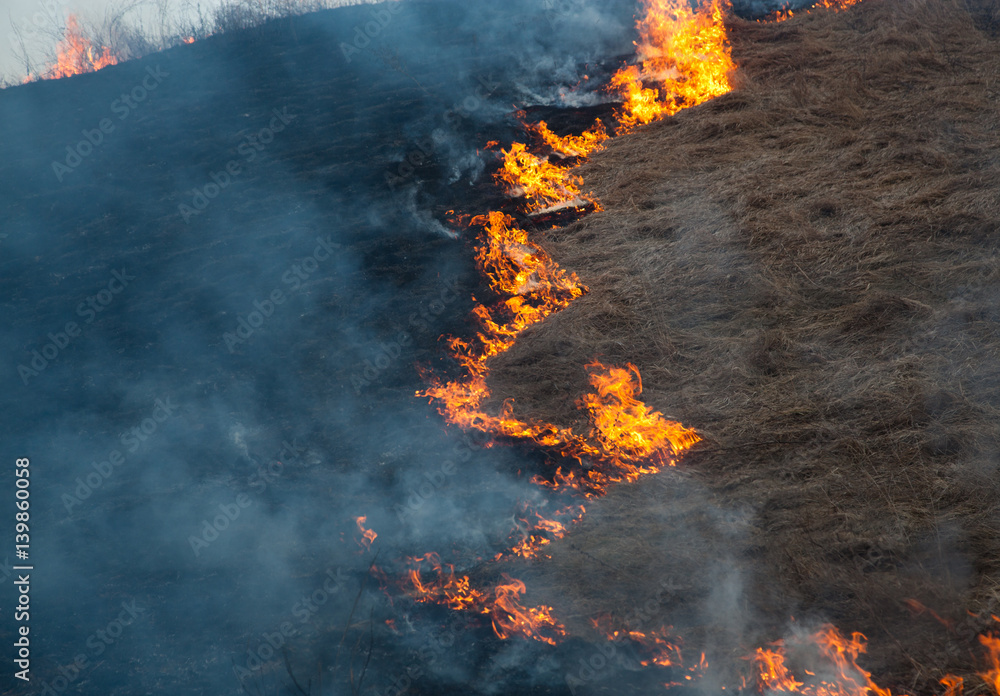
486;0;1000;691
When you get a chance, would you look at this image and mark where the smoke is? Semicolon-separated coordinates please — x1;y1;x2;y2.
0;0;840;693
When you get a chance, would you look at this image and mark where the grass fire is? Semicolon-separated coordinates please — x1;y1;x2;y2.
2;0;999;694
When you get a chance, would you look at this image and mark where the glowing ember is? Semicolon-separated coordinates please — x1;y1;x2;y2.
759;0;864;23
355;515;377;551
594;617;708;674
495;503;586;561
610;0;735;131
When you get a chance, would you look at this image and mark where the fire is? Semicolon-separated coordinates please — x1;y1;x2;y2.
939;675;963;696
980;631;1000;695
746;625;893;696
759;0;863;23
610;0;734;131
902;598;953;631
490;576;566;645
495;142;601;213
403;553;485;611
525;119;609;159
30;14;119;82
355;515;377;551
182;36;196;44
495;503;586;560
398;554;565;644
594;617;706;674
751;646;805;692
581;361;701;469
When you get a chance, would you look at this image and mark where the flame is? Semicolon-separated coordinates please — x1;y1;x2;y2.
489;575;566;645
940;675;963;696
594;617;706;673
182;36;196;44
581;361;701;468
30;15;119;81
398;554;564;644
610;0;734;131
759;0;863;23
403;553;486;611
355;515;377;551
525;119;609;159
980;631;1000;695
746;625;893;696
752;646;805;692
495;142;601;213
495;503;586;560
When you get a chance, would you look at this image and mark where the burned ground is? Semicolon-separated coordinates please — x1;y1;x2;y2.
3;0;999;694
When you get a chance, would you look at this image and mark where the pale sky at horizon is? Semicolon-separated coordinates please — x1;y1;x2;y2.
1;0;238;79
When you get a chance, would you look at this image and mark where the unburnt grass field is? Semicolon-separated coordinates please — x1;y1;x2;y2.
481;0;1000;692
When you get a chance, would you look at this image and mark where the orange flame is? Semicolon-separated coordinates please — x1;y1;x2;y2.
403;553;485;611
355;515;377;551
940;675;964;696
594;617;706;673
747;625;893;696
751;646;805;692
397;554;565;644
525;118;609;159
902;598;953;631
495;503;586;560
980;631;1000;695
495;142;601;213
33;15;119;81
489;575;566;645
758;0;863;23
610;0;734;131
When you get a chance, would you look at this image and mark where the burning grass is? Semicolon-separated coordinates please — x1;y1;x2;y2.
474;0;1000;691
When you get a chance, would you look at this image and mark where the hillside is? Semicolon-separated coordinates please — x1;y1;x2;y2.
485;0;1000;691
3;0;1000;694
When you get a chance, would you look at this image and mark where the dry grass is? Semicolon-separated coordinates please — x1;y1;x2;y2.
486;0;1000;690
